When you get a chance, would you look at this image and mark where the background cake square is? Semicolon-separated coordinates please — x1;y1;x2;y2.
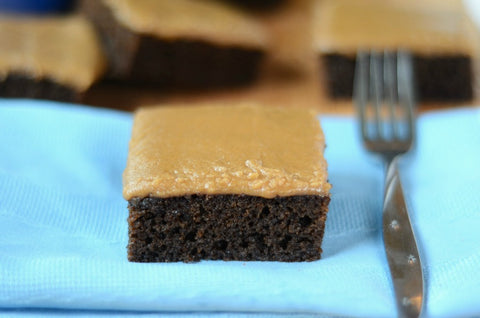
314;0;476;102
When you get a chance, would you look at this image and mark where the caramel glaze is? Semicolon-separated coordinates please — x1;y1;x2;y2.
314;0;475;55
103;0;268;49
123;104;331;199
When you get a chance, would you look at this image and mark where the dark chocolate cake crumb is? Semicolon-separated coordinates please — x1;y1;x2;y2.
223;0;287;10
128;194;330;262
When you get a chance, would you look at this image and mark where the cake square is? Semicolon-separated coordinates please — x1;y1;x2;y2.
0;15;105;102
123;104;331;262
314;0;476;102
81;0;267;88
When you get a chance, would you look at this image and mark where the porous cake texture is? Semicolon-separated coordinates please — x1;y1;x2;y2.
123;104;331;262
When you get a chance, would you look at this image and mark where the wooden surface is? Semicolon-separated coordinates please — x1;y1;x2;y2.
82;0;479;115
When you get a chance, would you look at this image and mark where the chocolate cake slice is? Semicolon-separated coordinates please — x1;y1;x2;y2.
123;104;331;262
0;15;106;102
314;0;476;102
81;0;267;89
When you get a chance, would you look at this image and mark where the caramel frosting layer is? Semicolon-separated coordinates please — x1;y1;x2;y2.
123;104;331;199
0;15;105;91
314;0;474;55
103;0;268;49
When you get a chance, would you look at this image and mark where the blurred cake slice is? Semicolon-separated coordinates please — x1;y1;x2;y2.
0;15;106;102
314;0;477;102
81;0;268;89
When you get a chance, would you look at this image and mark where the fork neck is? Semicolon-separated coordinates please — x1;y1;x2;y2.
384;155;400;192
382;152;399;166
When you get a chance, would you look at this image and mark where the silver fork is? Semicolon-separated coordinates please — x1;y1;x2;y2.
354;50;424;318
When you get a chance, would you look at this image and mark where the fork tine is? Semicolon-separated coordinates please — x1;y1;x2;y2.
354;50;369;141
370;50;383;139
383;51;397;139
397;51;415;142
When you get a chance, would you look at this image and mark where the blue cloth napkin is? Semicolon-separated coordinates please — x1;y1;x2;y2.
1;99;479;317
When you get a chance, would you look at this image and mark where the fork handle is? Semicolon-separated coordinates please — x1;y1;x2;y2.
383;157;424;318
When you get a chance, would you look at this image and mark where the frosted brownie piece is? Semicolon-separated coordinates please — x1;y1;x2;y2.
0;15;105;102
123;104;331;262
314;0;476;101
81;0;267;88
